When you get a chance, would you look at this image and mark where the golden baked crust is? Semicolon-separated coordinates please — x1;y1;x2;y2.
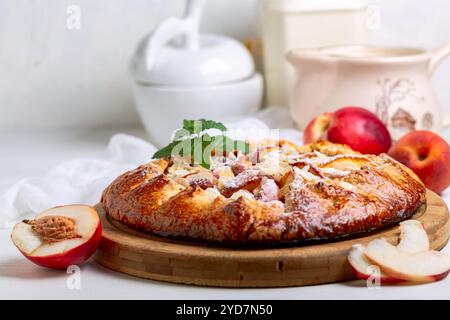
101;141;426;243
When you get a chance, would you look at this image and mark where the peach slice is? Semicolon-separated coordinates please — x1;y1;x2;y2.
184;171;215;189
320;156;372;171
364;239;450;282
256;177;280;202
348;244;405;284
396;220;429;253
11;205;102;269
250;145;280;164
221;170;263;197
279;139;302;155
278;169;294;200
348;219;438;283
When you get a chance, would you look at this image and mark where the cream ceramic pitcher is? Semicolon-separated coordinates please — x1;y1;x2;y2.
287;44;450;140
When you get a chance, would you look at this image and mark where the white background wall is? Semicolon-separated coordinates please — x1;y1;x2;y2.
1;0;450;130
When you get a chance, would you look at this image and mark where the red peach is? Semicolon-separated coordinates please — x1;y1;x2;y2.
11;205;102;269
303;107;392;155
388;130;450;194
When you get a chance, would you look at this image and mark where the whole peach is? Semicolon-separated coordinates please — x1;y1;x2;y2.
388;130;450;194
303;107;392;155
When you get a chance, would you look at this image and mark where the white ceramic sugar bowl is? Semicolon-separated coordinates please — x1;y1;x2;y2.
130;0;263;147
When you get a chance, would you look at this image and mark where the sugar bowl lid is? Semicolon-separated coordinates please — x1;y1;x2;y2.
130;0;255;86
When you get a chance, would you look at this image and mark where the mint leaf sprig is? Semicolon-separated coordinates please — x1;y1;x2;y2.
152;119;249;169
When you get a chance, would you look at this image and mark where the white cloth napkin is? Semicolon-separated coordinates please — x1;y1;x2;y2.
0;134;157;228
0;108;302;228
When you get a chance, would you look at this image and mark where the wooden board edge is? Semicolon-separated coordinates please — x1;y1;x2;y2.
92;189;450;288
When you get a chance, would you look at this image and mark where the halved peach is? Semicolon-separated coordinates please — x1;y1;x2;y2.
11;205;101;269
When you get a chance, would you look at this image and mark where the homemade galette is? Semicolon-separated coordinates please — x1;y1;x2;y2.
101;140;426;243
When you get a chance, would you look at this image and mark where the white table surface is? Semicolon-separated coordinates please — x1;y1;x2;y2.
1;127;450;300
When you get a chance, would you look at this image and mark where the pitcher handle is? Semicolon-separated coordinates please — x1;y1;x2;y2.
428;43;450;75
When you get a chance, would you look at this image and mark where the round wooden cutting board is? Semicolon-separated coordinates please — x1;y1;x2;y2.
93;190;450;287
